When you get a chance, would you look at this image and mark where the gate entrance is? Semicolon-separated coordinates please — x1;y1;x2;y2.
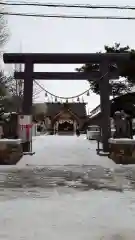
3;52;129;153
58;121;74;132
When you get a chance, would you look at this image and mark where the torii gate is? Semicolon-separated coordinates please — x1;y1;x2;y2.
3;53;129;153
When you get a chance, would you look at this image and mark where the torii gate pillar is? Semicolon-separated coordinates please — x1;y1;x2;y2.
22;61;33;152
100;62;110;152
22;61;33;114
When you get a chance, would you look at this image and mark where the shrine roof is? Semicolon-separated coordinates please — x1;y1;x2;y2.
45;102;87;118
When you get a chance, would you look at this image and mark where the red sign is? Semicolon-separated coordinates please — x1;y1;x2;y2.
19;124;33;141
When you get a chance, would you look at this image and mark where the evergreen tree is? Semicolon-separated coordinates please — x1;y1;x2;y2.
76;43;134;97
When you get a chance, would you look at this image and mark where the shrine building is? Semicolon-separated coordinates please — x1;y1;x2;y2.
33;102;87;133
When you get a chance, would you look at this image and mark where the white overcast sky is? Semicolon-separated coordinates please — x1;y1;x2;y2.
3;0;135;112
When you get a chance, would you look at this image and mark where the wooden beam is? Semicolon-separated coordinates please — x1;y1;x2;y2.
14;71;119;80
3;53;130;64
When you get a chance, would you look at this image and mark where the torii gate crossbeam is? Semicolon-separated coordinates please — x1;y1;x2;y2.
14;71;119;80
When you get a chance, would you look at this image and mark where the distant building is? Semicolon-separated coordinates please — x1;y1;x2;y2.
88;92;135;127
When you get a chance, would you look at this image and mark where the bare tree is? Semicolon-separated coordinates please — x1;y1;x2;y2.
0;72;43;112
0;5;9;100
0;72;8;99
0;6;41;110
0;6;9;47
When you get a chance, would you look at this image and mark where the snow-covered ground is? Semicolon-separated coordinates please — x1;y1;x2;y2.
0;190;135;240
18;134;115;167
0;135;135;240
